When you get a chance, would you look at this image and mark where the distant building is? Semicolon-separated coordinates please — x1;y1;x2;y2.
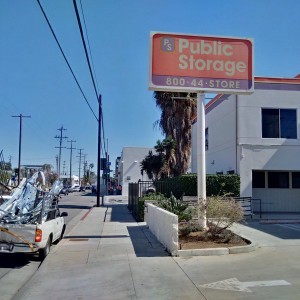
118;147;154;196
21;165;44;179
191;75;300;214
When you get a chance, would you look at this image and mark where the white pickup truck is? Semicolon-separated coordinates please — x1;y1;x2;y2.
0;194;68;260
0;173;68;260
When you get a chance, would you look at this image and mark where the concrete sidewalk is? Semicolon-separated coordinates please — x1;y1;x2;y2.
14;203;207;300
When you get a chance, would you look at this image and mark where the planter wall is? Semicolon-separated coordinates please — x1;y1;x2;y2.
145;203;178;255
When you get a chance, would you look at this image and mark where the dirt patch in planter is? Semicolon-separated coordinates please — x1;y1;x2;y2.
179;230;249;250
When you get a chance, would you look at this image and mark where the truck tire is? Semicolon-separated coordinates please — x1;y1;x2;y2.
39;236;51;260
58;225;66;243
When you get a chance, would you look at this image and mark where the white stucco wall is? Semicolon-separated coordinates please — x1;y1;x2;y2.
237;89;300;197
191;87;300;213
145;203;178;255
192;94;237;175
119;147;154;196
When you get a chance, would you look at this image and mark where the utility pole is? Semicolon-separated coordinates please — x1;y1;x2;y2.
97;95;102;207
77;148;84;186
55;126;67;178
62;160;66;175
105;138;109;195
12;114;31;185
67;140;76;186
55;155;59;174
83;154;87;184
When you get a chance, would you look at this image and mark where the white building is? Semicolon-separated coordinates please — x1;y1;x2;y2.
191;75;300;213
118;147;155;196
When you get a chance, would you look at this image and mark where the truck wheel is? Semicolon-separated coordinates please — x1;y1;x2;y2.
58;225;66;242
39;236;51;260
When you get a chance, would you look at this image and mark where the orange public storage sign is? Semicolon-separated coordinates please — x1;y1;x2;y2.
149;32;254;94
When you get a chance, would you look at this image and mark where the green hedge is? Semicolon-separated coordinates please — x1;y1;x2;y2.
156;174;240;198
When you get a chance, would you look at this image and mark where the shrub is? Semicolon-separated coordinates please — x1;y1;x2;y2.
205;196;244;239
157;194;193;222
179;222;203;237
137;193;168;221
156;174;240;198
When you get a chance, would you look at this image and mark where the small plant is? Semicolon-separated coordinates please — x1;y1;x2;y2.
179;222;203;237
157;193;193;222
137;193;168;221
205;196;244;240
179;224;193;237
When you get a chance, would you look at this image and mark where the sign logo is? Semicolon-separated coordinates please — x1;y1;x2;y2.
149;32;254;94
161;37;175;52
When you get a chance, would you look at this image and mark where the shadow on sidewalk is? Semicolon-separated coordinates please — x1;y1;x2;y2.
106;204;136;223
63;235;129;239
0;253;39;267
127;225;170;257
59;204;92;210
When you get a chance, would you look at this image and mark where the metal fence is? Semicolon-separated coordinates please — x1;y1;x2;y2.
128;180;187;221
128;180;262;221
128;181;153;221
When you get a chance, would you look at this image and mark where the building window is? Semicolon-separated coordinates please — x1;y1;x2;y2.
292;172;300;188
262;108;297;139
205;127;208;150
252;171;265;188
268;171;289;188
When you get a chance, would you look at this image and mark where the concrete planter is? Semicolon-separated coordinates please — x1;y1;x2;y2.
145;202;256;256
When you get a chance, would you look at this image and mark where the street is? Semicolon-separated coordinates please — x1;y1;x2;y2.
0;192;94;300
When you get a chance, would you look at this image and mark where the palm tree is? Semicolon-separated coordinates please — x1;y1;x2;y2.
154;139;165;156
140;137;177;180
154;91;197;176
140;150;164;181
162;136;176;177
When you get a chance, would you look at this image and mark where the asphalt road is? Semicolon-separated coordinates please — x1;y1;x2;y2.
0;191;96;300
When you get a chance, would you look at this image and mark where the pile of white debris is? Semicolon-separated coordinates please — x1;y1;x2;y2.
0;172;63;225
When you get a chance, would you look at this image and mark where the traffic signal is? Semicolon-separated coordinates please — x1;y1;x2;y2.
100;158;107;170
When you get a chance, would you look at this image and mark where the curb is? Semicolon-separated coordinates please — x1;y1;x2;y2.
176;242;257;257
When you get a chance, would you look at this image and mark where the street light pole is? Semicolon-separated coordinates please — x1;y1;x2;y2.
12;114;31;185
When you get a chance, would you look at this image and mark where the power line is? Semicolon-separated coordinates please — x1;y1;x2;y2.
79;0;100;96
36;0;98;121
73;0;108;158
73;0;99;100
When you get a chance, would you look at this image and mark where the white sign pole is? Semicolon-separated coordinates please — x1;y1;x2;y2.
197;92;207;228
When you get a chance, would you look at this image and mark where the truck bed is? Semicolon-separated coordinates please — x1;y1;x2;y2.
0;224;38;253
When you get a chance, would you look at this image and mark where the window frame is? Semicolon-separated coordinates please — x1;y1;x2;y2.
261;108;297;139
267;171;289;189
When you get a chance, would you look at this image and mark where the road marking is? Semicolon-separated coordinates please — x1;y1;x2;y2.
200;278;291;293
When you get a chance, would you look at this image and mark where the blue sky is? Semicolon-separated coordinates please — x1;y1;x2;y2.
1;0;300;175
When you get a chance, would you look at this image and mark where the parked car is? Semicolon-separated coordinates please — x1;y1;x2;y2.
79;186;86;192
60;186;69;195
91;185;97;193
70;184;80;192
